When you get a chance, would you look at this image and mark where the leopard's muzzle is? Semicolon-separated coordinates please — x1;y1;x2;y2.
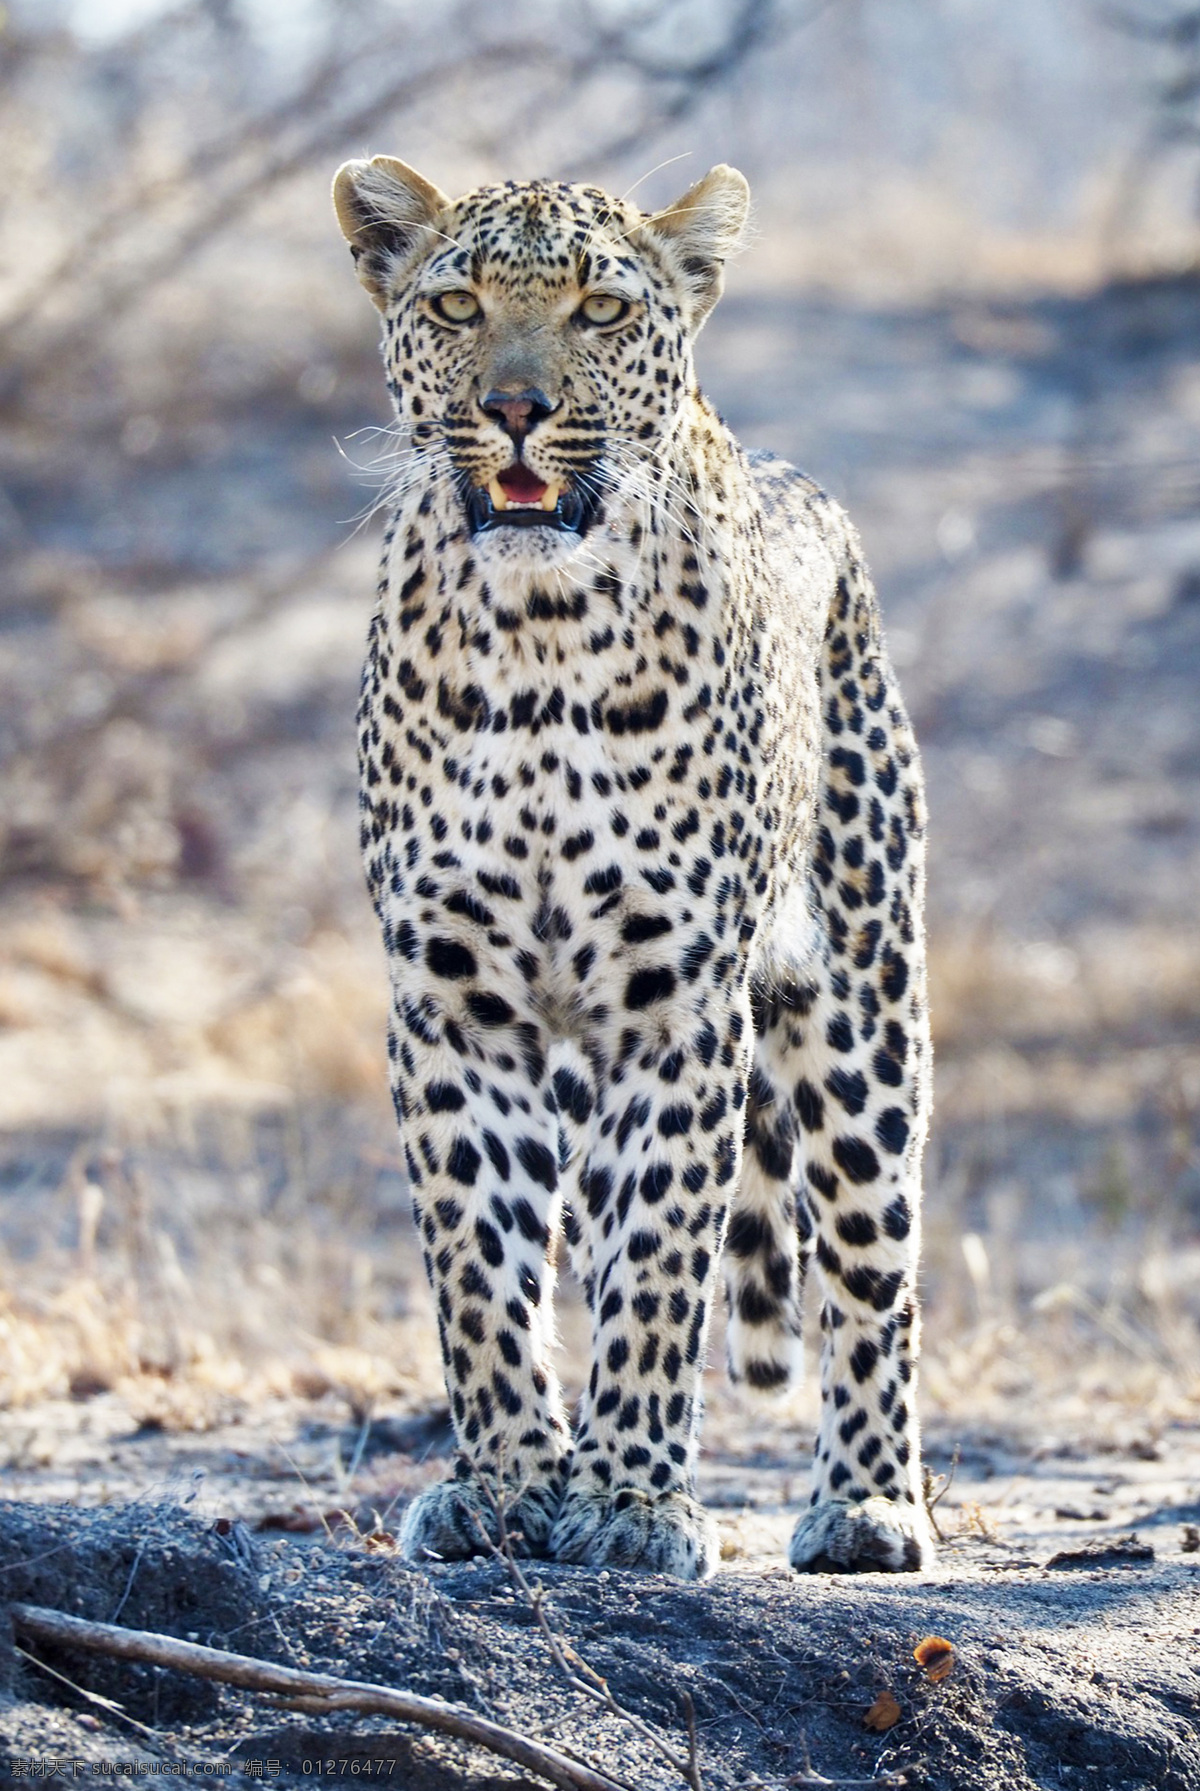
464;462;600;538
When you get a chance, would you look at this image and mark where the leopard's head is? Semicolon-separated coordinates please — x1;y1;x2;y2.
333;160;749;574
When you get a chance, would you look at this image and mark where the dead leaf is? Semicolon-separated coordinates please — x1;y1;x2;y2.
863;1689;902;1731
913;1635;955;1682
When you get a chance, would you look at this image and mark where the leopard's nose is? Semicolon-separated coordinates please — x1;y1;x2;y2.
481;386;557;442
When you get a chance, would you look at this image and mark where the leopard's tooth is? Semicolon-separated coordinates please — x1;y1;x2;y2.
539;481;562;511
488;478;509;511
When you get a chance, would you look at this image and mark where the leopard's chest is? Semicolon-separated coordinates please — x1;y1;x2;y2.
361;589;775;1020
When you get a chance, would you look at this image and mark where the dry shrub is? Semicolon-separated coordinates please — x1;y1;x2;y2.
930;923;1200;1050
209;930;388;1105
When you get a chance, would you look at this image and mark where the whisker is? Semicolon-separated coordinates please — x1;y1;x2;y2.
620;152;694;205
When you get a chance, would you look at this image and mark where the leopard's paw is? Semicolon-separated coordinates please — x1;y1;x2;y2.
550;1486;719;1580
788;1496;932;1574
400;1468;561;1563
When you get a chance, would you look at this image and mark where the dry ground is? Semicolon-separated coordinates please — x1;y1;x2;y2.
0;1384;1198;1790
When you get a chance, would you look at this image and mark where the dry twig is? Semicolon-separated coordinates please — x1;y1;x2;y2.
475;1479;703;1791
9;1601;626;1791
740;1727;913;1788
921;1443;961;1543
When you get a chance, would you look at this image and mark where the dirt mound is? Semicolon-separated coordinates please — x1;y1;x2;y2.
0;1503;270;1726
2;1500;1198;1789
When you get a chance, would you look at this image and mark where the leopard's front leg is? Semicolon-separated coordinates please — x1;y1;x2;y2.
550;998;751;1581
388;990;569;1561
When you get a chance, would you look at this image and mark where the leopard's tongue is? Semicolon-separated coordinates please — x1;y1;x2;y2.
497;465;550;505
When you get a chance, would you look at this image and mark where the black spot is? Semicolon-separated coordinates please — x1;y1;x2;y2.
616;1094;651;1151
445;889;494;925
562;829;594;861
625;965;677;1010
832;1136;880;1185
826;1067;868;1117
460;1261;491;1299
657;1103;693;1139
426;1082;465;1113
512;1198;549;1246
805;1162;838;1201
836;1210;878;1247
882;1194;912;1240
446;1137;482;1186
584;863;622;897
726;1210;767;1258
475;1219;504;1268
426;936;477;980
681;933;714;980
482;1130;510;1180
881;950;908;1002
737;1281;779;1324
839;1408;868;1445
699;1089;727;1131
640;1162;672;1202
875;1107;910;1155
493;1371;522;1415
621;912;673;944
844;1266;904;1311
794;1078;824;1132
606;689;669;735
515;1136;557;1192
552;1067;593;1124
582;1165;612;1217
752;1123;793;1181
745;1359;789;1390
467;990;515;1027
599;1290;623;1325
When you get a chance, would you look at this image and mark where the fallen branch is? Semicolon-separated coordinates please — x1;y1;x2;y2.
9;1602;626;1791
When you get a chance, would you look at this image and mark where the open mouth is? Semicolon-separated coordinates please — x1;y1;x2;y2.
465;463;592;535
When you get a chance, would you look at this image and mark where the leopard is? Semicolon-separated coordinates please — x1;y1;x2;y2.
332;155;934;1580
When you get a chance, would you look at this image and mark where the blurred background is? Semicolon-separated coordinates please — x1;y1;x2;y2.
1;0;1198;1448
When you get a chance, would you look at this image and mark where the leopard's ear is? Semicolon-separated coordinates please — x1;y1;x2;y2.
638;164;750;332
332;156;451;310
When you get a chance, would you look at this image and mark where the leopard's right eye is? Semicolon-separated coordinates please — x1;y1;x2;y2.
431;291;481;324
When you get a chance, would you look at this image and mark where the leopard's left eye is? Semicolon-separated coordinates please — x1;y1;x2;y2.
578;293;630;327
431;290;481;324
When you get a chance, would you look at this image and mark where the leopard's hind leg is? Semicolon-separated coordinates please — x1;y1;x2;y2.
780;554;933;1572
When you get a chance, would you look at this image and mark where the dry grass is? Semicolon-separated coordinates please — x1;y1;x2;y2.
1;895;1197;1434
931;923;1200;1053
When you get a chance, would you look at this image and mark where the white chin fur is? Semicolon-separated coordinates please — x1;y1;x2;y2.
475;525;585;575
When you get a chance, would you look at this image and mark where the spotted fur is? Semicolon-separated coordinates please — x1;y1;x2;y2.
333;158;933;1579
